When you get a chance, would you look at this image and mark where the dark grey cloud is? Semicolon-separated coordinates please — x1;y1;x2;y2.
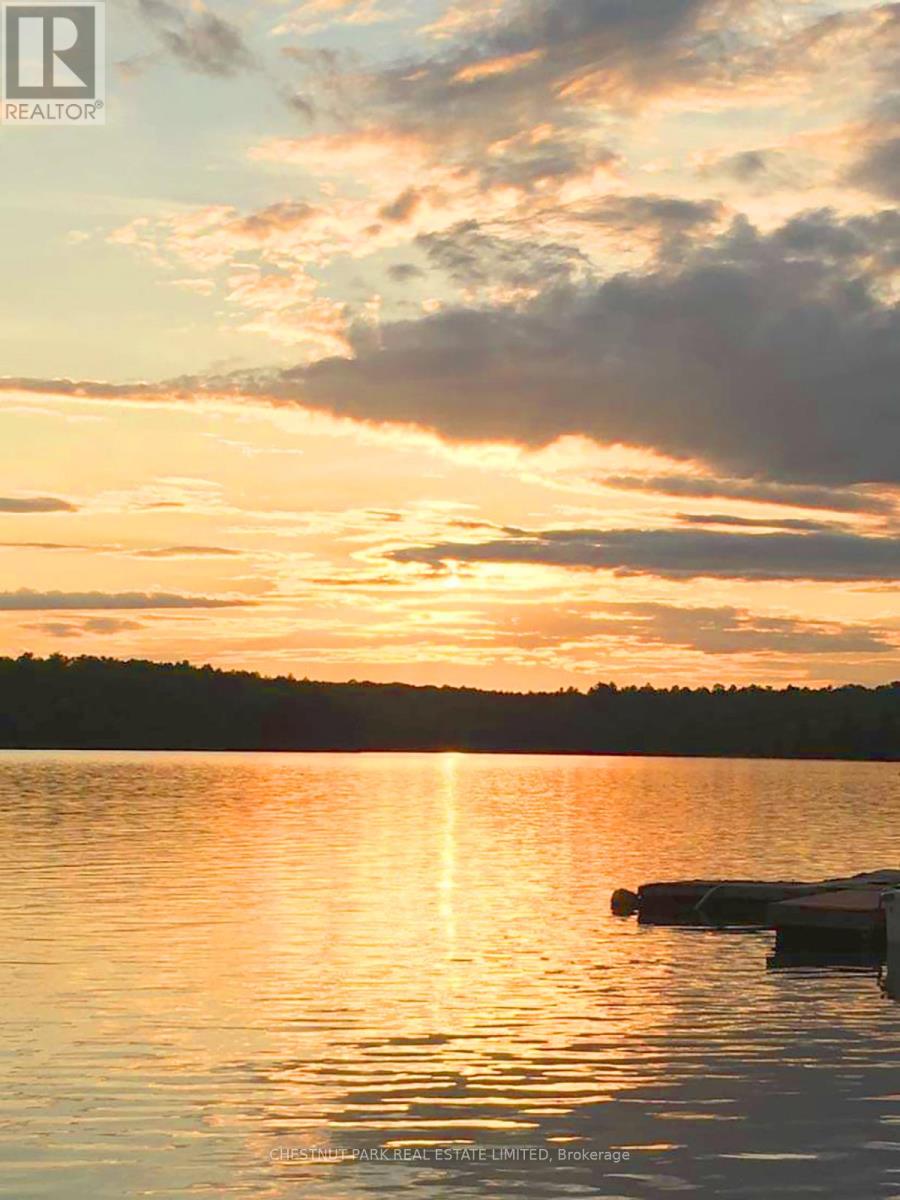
279;45;357;124
0;590;250;610
600;602;893;656
846;19;899;201
699;147;803;193
271;210;900;486
380;188;423;223
375;0;711;122
580;194;722;235
417;220;590;288
137;0;253;77
4;210;897;488
368;0;759;150
0;496;77;513
476;138;620;192
388;262;425;283
281;88;316;120
713;149;777;182
415;196;720;289
604;474;896;515
283;0;741;194
297;0;893;187
849;136;900;202
767;208;899;275
675;513;841;533
390;527;900;582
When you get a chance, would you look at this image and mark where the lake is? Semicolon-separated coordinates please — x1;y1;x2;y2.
1;752;898;1198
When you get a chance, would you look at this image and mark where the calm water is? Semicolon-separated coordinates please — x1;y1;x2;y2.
1;752;899;1199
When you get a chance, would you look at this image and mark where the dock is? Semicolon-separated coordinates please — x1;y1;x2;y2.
636;879;828;926
613;870;900;949
771;889;886;950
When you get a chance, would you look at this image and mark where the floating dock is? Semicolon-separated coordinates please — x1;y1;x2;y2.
614;870;900;949
771;889;886;951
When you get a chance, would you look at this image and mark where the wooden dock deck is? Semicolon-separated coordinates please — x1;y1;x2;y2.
771;889;886;951
615;870;900;948
637;880;826;926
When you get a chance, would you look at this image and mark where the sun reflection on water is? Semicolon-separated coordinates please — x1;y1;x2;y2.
0;752;898;1199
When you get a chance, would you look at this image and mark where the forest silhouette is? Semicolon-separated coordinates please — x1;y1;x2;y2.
0;655;897;759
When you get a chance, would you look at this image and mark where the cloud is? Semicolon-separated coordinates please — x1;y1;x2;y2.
4;208;898;488
83;617;144;633
0;495;77;513
0;590;250;610
380;188;423;224
0;542;86;551
388;262;425;282
849;135;900;201
137;0;253;77
27;617;144;639
275;0;394;37
675;513;842;533
594;602;894;656
270;210;900;486
0;542;243;559
416;219;591;290
414;196;723;296
373;0;703;130
381;594;894;659
311;0;739;194
711;149;778;182
421;0;506;42
390;526;900;582
603;474;896;516
582;194;723;236
304;0;897;174
845;17;899;199
274;0;735;195
130;545;243;558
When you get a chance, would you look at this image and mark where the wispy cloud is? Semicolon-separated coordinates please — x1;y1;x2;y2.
275;0;396;36
136;0;254;77
391;527;900;582
0;495;77;513
603;475;896;516
483;600;896;657
0;590;251;610
129;545;243;558
26;617;144;638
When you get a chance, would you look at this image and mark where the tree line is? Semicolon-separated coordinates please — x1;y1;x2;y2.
0;654;897;760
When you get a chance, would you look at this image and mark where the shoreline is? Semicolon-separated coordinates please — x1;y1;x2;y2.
1;746;897;763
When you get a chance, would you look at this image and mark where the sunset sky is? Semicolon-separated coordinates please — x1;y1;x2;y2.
0;0;898;690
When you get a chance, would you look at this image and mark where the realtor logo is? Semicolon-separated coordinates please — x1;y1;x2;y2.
2;1;105;123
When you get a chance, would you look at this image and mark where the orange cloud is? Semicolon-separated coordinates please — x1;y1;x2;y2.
453;49;544;85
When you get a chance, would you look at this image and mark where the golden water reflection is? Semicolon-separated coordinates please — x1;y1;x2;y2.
0;752;898;1198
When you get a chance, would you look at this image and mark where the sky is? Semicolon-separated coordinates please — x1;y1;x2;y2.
0;0;898;691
